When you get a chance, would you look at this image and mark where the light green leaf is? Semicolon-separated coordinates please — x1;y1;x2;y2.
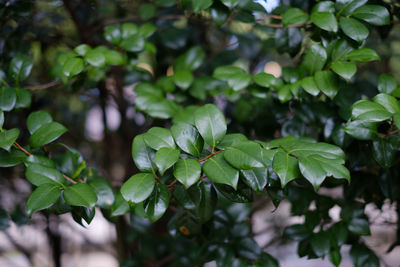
74;44;91;56
174;46;205;71
171;123;204;157
29;122;67;148
121;23;138;39
0;149;27;167
272;149;299;187
15;88;32;108
63;183;98;208
193;0;213;12
351;100;391;122
63;57;85;78
253;72;283;89
339;17;369;42
301;44;327;74
9;55;33;83
338;0;367;16
27;111;53;134
143;127;175;150
85;49;105;67
174;158;201;188
213;66;251;91
224;141;265;169
314;71;339;99
120;34;145;52
343;120;378;140
144;184;169;222
377;74;397;94
131;134;156;173
173;69;194;90
104;50;125;65
120;173;156;203
26;184;61;216
194;104;227;149
111;192;130;217
0;87;16;111
139;3;156;20
154;147;180;175
221;0;240;8
277;85;292;103
104;25;121;45
0;128;19;151
346;48;380;62
203;152;239;189
353;5;390;26
301;77;319;96
282;8;309;26
311;12;338;32
138;23;156;38
0;109;3;127
25;163;66;186
331;61;357;81
373;93;400;114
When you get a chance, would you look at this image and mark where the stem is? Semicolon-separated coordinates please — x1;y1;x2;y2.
24;81;62;91
198;150;223;162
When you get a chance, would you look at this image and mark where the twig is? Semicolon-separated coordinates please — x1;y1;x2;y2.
198;150;223;162
24;81;62;91
257;21;312;28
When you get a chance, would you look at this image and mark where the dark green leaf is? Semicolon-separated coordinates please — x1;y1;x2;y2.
301;77;320;96
343;120;378;140
284;224;310;241
240;167;268;193
89;177;114;208
189;181;217;223
29;122;67;148
174;158;201;188
203;152;239;189
27;111;53;134
26;184;61;216
253;72;283;88
144;184;169;222
0;87;16;111
111;192;130;217
171;123;204;157
0;128;19;151
331;61;357;81
377;74;397;94
138;23;156;38
224;141;265;169
301;44;327;74
121;173;156;203
348;217;370;235
9;55;33;83
237;237;262;260
15;88;31;108
173;69;194;90
0;109;3;127
63;183;98;208
215;182;253;203
314;70;339;99
338;0;367;16
373;93;400;114
221;0;239;8
174;46;205;71
143;127;175;150
120;35;145;52
350;244;379;267
311;12;338;32
351;100;391;122
310;231;331;257
0;149;27;167
272;149;299;187
154;147;180;175
104;25;121;45
25;163;66;186
346;48;380;62
192;0;213;12
62;57;85;78
353;5;390;26
131;134;156;173
282;8;309;26
139;3;156;20
213;66;251;91
339;17;369;42
194;104;227;149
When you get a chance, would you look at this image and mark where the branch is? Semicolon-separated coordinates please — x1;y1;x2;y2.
24;81;62;91
257;21;312;28
198;150;223;162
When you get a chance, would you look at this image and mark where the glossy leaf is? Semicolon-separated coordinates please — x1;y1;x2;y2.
372;139;395;168
339;17;369;43
353;5;390;26
377;74;397;94
224;141;265;169
301;44;327;74
154;147;180;175
143;127;175;150
144;184;169;222
240;167;268;193
310;231;331;257
173;69;194;90
111;192;130;217
189;181;217;223
131;134;156;173
62;57;85;78
301;77;319;96
351;100;391;122
203;152;239;189
0;128;19;151
0;149;27;167
121;173;156;203
346;48;380;62
27;111;53;134
282;8;309;26
63;183;98;208
29;122;67;148
343;120;378;140
0;87;16;111
253;72;283;89
331;61;357;81
171;123;204;157
9;55;33;83
85;49;105;67
26;184;61;216
372;93;400;114
350;244;379;267
15;88;32;108
213;66;251;91
272;149;299;187
194;104;227;149
89;177;115;208
311;12;338;32
314;71;339;99
192;0;213;12
174;158;201;188
25;163;66;186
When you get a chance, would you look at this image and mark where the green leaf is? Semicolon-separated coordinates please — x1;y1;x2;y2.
343;120;378;140
24;154;55;168
173;69;194;90
314;71;339;99
0;128;19;151
310;231;331;257
25;163;66;186
353;5;390;26
277;85;292;102
331;61;357;81
62;57;85;78
350;244;379;267
373;93;400;114
144;184;169;222
131;134;156;173
120;35;145;52
143;127;175;150
63;183;98;208
174;158;201;188
240;167;268;193
301;77;319;96
15;88;32;108
27;111;53;134
339;17;369;42
215;182;253;203
377;74;397;94
192;0;213;12
139;3;156;20
282;8;309;26
171;123;204;157
224;141;265;169
237;237;262;260
346;48;380;62
0;109;3;127
0;87;16;111
338;0;367;16
111;192;130;217
154;147;180;175
29;122;67;148
121;23;138;39
85;49;106;67
104;50;125;65
329;248;342;267
221;0;240;8
272;149;299;187
174;46;205;71
331;40;354;62
89;177;115;208
188;181;217;223
372;139;395;168
203;152;239;189
26;184;61;216
217;133;248;149
311;12;338;32
253;72;283;89
0;149;27;167
120;173;156;203
194;104;227;149
138;23;156;38
284;224;311;241
9;55;33;83
213;66;251;91
301;44;327;74
136;93;178;119
104;25;121;45
74;44;91;56
351;100;391;122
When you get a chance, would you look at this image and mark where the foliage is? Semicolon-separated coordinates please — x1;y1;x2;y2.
1;0;400;266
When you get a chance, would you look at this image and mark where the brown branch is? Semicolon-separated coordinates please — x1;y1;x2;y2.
24;81;62;91
102;14;187;26
198;150;223;162
257;21;312;28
